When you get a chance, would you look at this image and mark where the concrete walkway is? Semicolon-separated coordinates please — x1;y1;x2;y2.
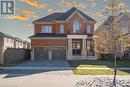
76;67;130;70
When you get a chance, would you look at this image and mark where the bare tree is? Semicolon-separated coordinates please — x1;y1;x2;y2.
95;0;129;86
104;0;120;86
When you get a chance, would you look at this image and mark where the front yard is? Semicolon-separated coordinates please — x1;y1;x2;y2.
68;60;130;75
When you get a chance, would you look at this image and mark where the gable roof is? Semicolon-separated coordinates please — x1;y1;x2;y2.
104;16;115;25
104;12;130;26
33;13;64;23
33;7;96;23
0;32;15;39
0;32;29;42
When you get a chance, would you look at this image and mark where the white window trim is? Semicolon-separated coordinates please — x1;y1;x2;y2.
60;25;64;33
86;25;91;33
73;19;80;33
41;26;52;33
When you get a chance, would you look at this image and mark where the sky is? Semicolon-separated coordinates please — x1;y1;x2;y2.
0;0;130;42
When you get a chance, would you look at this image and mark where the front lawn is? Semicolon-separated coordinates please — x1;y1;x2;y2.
68;60;130;68
74;69;130;75
68;60;130;75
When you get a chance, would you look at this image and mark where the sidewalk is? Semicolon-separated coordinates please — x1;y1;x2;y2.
0;66;130;70
0;67;75;70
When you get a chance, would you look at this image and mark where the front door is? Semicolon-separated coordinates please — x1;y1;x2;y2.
72;39;82;55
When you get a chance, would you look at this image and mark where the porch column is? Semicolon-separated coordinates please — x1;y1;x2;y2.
49;47;52;60
82;39;87;56
68;39;72;56
31;47;34;60
48;51;52;60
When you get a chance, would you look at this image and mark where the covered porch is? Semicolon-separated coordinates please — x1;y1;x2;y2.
67;35;97;60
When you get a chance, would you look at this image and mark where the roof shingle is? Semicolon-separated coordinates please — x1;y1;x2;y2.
30;33;67;38
33;7;95;23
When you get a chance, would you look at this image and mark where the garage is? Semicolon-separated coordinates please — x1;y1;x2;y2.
34;47;49;60
34;47;66;60
52;47;66;60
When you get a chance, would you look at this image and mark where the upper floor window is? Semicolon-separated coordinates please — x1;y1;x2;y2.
73;19;80;33
86;25;91;33
60;25;64;33
41;26;52;33
20;42;22;46
11;39;13;42
5;37;9;42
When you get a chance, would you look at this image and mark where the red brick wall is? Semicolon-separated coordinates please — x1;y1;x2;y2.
66;12;86;34
34;13;94;35
31;39;67;46
34;24;56;34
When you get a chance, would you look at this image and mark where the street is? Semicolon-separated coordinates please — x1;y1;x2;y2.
0;69;130;87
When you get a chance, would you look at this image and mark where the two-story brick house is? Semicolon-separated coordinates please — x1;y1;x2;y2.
30;7;97;60
95;12;130;58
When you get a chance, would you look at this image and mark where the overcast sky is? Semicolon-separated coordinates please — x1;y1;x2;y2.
0;0;130;41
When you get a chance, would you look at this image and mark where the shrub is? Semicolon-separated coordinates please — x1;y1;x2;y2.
100;53;114;60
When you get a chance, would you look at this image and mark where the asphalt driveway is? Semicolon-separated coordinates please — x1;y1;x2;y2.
0;60;72;78
15;60;70;67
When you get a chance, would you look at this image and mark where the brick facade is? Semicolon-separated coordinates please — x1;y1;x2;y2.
31;39;67;46
34;12;94;35
31;7;97;60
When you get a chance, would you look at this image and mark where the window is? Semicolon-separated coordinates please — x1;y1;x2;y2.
41;26;52;33
20;42;22;46
60;25;64;33
73;19;80;33
10;39;13;43
5;37;9;42
86;25;91;33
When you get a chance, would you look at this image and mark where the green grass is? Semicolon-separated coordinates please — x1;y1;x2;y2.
74;69;130;75
68;60;130;68
69;60;130;75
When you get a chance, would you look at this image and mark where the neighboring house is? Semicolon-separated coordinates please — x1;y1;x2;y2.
95;12;130;58
120;13;130;57
0;32;15;64
23;41;31;49
30;7;97;61
15;38;31;49
124;33;130;57
0;32;30;64
15;38;24;48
